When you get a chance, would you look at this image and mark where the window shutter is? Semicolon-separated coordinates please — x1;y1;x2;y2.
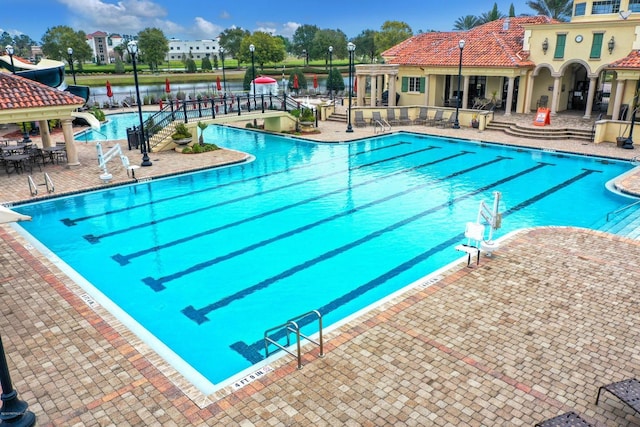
420;77;426;93
553;34;566;59
590;33;603;59
401;77;408;92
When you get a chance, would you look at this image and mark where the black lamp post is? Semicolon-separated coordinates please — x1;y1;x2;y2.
302;49;309;66
453;39;465;130
5;45;15;74
249;44;256;104
127;41;152;167
67;47;76;85
623;91;638;149
328;45;333;101
346;42;356;133
219;47;227;94
0;335;36;427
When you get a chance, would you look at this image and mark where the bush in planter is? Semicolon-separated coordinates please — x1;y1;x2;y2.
300;108;315;123
171;123;192;141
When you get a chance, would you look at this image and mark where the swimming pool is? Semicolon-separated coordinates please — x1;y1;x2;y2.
77;112;153;141
15;127;635;392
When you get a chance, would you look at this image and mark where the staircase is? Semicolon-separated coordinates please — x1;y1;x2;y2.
326;111;347;124
486;119;594;142
594;203;640;240
149;121;178;152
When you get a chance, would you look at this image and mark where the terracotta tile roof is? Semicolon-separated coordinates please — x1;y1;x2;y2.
383;16;554;69
0;73;85;110
608;50;640;69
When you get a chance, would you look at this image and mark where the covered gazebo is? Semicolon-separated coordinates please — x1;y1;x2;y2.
0;73;85;167
250;76;279;96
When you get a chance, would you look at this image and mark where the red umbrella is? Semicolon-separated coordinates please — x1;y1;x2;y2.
106;80;113;98
293;74;299;90
313;75;318;89
165;78;171;94
353;77;357;93
216;76;222;91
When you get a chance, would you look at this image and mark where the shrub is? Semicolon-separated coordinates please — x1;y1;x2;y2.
171;123;192;140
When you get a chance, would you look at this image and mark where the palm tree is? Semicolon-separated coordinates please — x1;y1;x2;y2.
479;2;506;24
526;0;573;21
453;15;482;30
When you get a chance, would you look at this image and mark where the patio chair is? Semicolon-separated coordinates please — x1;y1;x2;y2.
534;411;592;427
354;111;367;127
426;109;444;126
596;378;640;415
438;113;457;128
398;108;411;125
413;107;429;125
455;222;485;266
387;108;399;125
370;111;389;128
537;95;548;108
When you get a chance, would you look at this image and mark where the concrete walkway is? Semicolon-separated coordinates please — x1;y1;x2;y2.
1;109;640;426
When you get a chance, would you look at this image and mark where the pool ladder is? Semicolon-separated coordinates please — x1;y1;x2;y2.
264;310;324;370
28;173;55;196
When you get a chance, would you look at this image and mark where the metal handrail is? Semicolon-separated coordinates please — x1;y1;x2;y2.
28;172;55;196
264;310;323;369
606;199;640;221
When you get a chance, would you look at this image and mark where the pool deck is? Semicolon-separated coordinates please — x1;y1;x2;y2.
2;108;640;426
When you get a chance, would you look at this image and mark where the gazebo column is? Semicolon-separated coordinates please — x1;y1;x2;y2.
525;73;535;112
38;120;52;148
357;75;365;106
550;76;561;116
370;75;377;107
377;75;383;105
504;76;515;116
61;118;80;167
388;74;397;107
423;75;430;106
611;79;626;121
583;77;597;119
462;75;470;110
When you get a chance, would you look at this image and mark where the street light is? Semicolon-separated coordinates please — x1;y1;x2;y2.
67;47;76;85
452;39;465;130
5;45;15;74
302;49;308;66
328;45;333;101
219;47;227;94
127;40;152;167
249;44;256;105
346;42;356;133
0;335;36;427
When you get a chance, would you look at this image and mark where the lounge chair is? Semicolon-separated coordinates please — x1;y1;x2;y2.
354;111;367;127
438;113;457;128
534;411;592;427
537;95;548;108
387;108;399;125
413;107;429;125
371;111;389;127
596;378;640;415
426;109;444;126
398;108;411;125
455;222;485;266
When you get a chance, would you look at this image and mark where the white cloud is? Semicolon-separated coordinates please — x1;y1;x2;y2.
191;17;223;39
280;22;300;39
219;11;230;20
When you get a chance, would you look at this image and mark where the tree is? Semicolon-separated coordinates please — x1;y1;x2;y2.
453;15;482;30
310;29;348;62
292;24;319;58
352;29;377;63
219;27;250;63
185;58;197;73
288;68;307;92
374;21;413;55
114;56;125;74
201;56;212;71
479;3;506;24
113;44;125;61
41;26;92;70
526;0;572;21
137;27;168;72
238;32;286;70
509;3;516;17
243;65;258;91
328;67;345;92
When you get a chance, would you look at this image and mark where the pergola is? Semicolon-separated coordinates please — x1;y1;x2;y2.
0;73;85;166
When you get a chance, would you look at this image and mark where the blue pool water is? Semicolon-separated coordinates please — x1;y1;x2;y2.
77;112;153;141
15;127;635;389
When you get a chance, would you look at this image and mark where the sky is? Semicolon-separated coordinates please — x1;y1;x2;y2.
1;0;534;42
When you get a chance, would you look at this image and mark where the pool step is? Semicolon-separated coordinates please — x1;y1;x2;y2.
486;120;594;142
597;206;640;239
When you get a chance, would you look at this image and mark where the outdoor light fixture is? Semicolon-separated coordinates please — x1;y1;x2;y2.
453;39;465;130
542;38;549;54
5;45;15;73
608;36;615;54
127;40;152;167
302;49;308;65
249;44;256;104
328;45;333;101
67;47;76;85
346;42;356;133
0;335;36;427
219;47;226;93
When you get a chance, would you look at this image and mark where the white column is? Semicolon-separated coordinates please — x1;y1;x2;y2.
550;76;561;116
611;79;626;121
61;118;80;167
462;75;470;110
504;77;515;116
370;74;377;107
525;72;535;112
424;75;430;106
38;120;52;148
388;75;397;107
583;77;597;119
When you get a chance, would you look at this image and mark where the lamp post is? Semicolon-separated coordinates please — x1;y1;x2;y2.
219;47;227;94
0;335;36;427
453;39;465;129
328;45;333;101
249;44;256;105
346;42;356;133
5;45;15;74
302;49;308;66
67;47;76;85
127;41;152;167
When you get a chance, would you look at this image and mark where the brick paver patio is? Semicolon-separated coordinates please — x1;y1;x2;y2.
1;109;640;426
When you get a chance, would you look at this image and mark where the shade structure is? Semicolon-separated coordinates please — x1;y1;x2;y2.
165;78;171;94
313;75;318;89
0;205;31;224
216;76;222;91
293;74;299;90
106;80;113;98
250;76;278;95
354;77;357;93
